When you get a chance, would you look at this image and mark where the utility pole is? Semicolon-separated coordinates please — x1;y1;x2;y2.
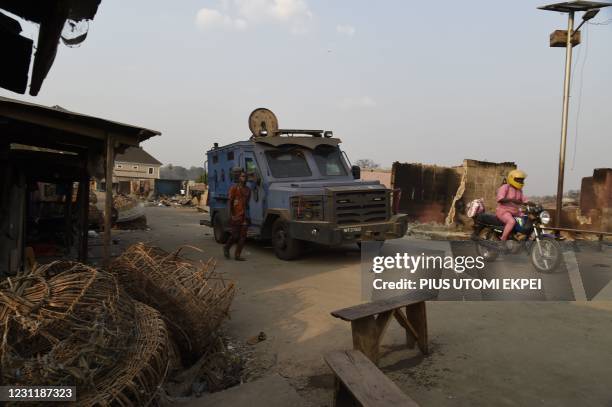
556;10;574;228
539;1;612;227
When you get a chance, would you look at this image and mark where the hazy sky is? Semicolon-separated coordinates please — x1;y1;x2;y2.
3;0;611;194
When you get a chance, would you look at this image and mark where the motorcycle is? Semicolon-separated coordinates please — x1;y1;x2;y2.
472;203;563;273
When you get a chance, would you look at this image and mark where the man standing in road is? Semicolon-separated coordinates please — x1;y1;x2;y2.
224;167;251;261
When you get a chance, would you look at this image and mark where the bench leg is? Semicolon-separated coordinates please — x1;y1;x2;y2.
406;302;428;355
333;377;356;407
393;308;417;349
350;310;393;364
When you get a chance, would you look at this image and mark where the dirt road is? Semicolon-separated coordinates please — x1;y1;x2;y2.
117;206;612;406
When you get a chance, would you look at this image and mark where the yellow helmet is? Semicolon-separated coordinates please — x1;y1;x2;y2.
507;169;527;190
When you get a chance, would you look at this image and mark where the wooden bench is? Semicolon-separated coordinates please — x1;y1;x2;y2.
324;350;419;407
331;294;430;364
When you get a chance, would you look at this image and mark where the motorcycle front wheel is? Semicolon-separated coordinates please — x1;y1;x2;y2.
530;237;562;273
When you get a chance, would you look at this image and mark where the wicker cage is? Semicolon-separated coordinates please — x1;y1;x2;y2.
76;302;170;406
110;243;235;361
0;262;135;388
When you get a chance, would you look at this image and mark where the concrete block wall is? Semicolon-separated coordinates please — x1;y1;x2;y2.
461;159;517;213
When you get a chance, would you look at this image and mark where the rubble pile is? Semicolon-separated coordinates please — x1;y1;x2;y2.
0;262;171;405
113;193;140;211
110;243;236;362
151;195;198;207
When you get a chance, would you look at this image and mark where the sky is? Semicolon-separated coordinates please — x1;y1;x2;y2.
2;0;612;194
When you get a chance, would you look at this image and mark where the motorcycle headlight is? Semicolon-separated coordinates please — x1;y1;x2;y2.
540;211;551;225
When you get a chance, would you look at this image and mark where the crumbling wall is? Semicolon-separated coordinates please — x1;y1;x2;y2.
391;162;462;223
579;168;612;232
446;159;516;225
392;159;516;226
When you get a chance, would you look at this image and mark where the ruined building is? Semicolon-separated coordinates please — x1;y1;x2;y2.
578;168;612;232
392;159;517;227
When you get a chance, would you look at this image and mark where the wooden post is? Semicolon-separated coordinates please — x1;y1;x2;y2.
103;135;114;269
63;182;73;251
77;166;89;262
350;311;393;364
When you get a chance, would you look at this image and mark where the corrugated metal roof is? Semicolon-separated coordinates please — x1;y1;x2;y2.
0;96;161;143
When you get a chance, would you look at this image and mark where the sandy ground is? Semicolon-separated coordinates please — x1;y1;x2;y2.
114;206;612;407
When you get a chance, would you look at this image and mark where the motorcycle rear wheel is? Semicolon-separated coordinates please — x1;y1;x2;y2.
476;229;499;262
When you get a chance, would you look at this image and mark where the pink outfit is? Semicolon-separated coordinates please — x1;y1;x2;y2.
495;184;528;241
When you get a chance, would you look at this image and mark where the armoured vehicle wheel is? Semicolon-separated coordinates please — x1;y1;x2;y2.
272;219;303;260
213;215;229;244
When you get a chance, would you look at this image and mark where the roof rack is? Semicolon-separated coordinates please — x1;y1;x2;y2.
274;129;330;137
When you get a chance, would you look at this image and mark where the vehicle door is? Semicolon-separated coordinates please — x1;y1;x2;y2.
243;151;264;227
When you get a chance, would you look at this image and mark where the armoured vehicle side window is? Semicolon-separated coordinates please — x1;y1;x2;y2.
265;149;311;178
245;157;256;173
313;145;347;176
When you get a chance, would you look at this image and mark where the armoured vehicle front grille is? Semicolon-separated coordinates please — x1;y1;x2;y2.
332;190;389;225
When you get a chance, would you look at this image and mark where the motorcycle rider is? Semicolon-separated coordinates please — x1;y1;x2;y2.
496;169;528;241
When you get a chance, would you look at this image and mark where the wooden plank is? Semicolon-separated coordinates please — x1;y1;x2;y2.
331;293;432;321
324;350;419;407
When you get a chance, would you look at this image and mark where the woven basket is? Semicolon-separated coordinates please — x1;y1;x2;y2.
0;262;135;388
110;243;235;361
76;302;170;406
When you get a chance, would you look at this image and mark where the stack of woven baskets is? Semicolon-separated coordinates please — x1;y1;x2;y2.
0;243;235;406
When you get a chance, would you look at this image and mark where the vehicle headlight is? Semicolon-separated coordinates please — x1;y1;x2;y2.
291;196;323;221
540;211;551;225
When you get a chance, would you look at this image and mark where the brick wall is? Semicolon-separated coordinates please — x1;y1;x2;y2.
461;159;516;213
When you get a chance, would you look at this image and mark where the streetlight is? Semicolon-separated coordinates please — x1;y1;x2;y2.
538;1;612;227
